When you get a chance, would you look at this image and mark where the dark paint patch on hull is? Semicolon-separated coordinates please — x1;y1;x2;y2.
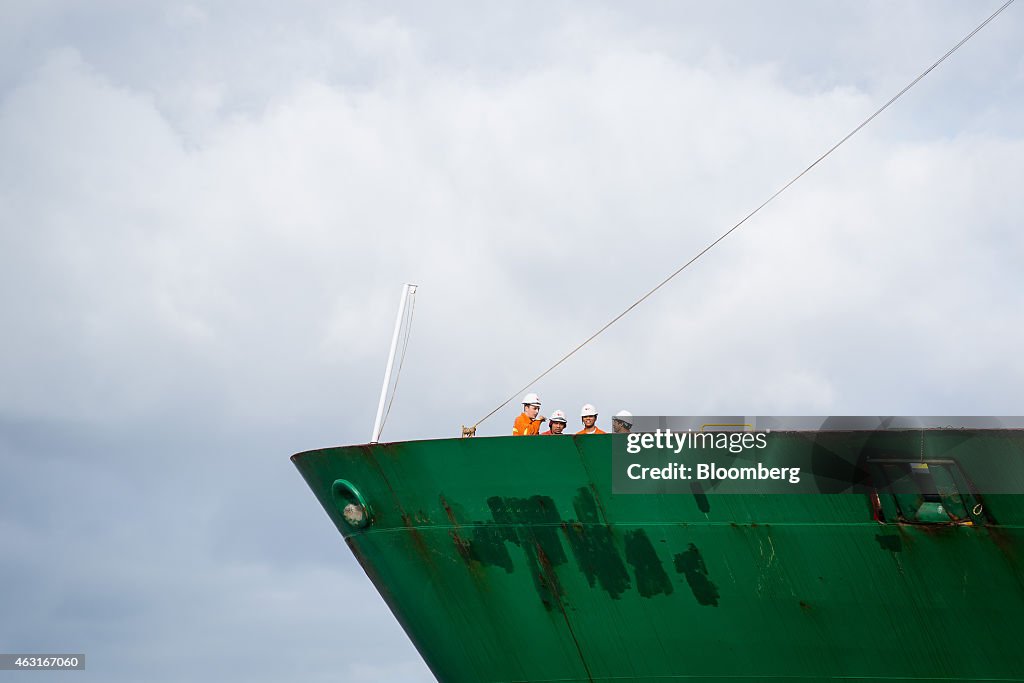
674;543;720;606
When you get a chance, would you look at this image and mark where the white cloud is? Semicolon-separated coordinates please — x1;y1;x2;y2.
2;11;1022;430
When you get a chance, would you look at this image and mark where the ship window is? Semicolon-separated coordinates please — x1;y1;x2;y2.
869;459;984;526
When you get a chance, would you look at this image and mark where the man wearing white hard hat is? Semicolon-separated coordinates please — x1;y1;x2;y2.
541;410;568;435
576;404;605;434
512;392;546;436
612;410;633;434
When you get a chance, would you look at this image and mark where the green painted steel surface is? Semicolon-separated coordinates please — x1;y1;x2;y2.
292;432;1024;683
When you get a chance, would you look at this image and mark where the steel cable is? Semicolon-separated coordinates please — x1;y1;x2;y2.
472;0;1016;431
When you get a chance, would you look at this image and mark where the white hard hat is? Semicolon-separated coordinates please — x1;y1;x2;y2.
550;410;568;424
580;403;598;417
614;410;633;425
522;392;541;406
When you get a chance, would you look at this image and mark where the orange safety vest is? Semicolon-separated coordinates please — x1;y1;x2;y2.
576;427;606;435
512;413;541;436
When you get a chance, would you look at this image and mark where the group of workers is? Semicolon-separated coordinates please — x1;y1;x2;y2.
512;393;633;436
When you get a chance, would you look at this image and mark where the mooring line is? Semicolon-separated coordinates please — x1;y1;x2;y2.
472;0;1017;431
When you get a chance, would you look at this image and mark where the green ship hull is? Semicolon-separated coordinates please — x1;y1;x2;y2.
292;431;1024;682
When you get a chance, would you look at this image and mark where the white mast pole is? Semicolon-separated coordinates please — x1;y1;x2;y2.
371;283;413;444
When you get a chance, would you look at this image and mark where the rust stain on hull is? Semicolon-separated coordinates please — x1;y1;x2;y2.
537;542;595;683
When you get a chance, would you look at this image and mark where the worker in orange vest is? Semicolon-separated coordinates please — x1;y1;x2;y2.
612;410;633;434
512;393;545;436
577;404;605;434
541;410;568;435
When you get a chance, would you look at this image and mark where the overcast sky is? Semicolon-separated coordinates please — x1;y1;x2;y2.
1;2;1022;681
